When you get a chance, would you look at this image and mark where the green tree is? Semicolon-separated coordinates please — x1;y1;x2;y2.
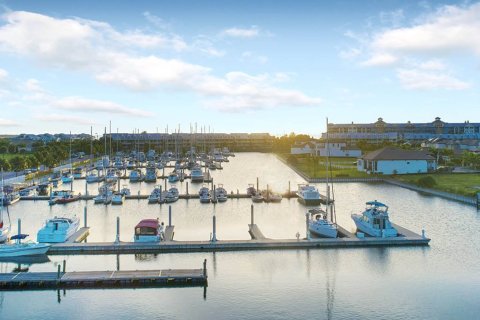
9;156;27;172
0;158;11;171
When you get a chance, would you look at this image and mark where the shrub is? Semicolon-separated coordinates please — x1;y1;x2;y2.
417;176;437;188
287;155;298;166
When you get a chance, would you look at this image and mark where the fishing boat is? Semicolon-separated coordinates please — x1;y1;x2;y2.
55;192;81;204
251;192;264;203
129;169;144;182
215;184;228;203
111;192;125;205
37;216;80;243
296;184;322;206
134;219;164;242
307;208;338;238
37;182;53;196
165;187;179;203
190;166;204;182
199;186;211;203
148;186;162;203
351;201;398;238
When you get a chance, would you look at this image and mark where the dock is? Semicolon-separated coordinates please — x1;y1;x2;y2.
164;226;175;241
0;268;207;290
248;224;267;240
65;227;90;243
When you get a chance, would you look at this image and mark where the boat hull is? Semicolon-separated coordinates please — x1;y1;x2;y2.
309;225;338;238
297;197;321;206
0;243;50;257
351;214;398;238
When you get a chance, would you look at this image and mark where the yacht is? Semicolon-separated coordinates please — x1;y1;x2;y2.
148;186;162;203
37;216;80;243
307;208;337;238
86;170;103;183
165;187;179;203
190;166;205;183
94;184;114;204
351;201;398;238
297;184;322;206
129;169;144;182
134;219;164;242
199;186;211;203
37;182;53;196
73;167;84;179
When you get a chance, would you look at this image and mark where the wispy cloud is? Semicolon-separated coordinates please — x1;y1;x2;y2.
220;26;267;38
0;11;318;111
396;68;470;90
34;114;95;125
52;97;153;117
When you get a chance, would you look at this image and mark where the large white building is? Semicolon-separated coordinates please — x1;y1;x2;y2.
357;147;436;175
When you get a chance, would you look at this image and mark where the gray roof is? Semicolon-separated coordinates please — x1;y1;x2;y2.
363;147;435;161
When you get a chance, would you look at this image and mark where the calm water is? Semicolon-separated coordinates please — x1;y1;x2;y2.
1;153;479;319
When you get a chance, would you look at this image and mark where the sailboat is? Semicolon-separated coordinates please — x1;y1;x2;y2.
307;118;338;238
0;169;11;243
0;219;50;257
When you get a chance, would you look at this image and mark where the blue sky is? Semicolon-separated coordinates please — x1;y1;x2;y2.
0;0;479;136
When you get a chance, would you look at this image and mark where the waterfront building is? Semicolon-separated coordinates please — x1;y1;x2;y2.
324;117;480;142
291;141;361;157
357;147;436;175
106;132;274;152
421;138;480;153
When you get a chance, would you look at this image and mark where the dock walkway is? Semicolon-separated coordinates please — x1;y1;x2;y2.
0;268;207;290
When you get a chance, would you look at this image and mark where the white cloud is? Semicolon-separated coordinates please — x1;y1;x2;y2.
418;59;446;71
361;53;398;66
34;114;95;125
0;67;8;81
52;96;153;117
221;26;260;38
241;51;268;64
372;3;480;55
0;118;19;126
143;11;170;30
0;11;319;111
379;9;405;27
396;68;470;90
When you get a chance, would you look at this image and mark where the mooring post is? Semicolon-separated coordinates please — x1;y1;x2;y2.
169;205;172;227
117;179;120;192
115;216;120;243
256;177;259;192
84;206;87;228
62;260;66;273
251;204;254;225
211;215;217;242
422;228;426;239
17;218;21;244
164;177;167;190
159;185;163;203
288;181;291;196
186;182;189;196
85;180;88;196
477;192;480;209
203;259;207;278
57;265;61;279
306;212;310;240
213;185;216;203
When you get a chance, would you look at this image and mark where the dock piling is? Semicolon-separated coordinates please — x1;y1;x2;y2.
305;212;310;240
84;206;87;228
62;260;66;273
251;204;254;225
169;205;172;227
211;215;217;242
186;182;189;196
85;180;88;196
57;265;61;279
422;229;426;239
256;177;259;192
115;217;120;243
203;259;207;278
288;181;290;196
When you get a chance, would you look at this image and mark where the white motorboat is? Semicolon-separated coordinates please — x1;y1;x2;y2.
199;186;211;203
215;184;228;203
129;169;143;182
165;187;179;203
0;234;50;257
61;171;74;184
307;208;338;238
111;192;125;205
351;201;398;238
190;166;204;183
251;192;264;203
73;167;84;178
86;170;103;183
168;171;179;183
134;219;164;242
297;184;322;206
37;216;80;243
148;186;162;203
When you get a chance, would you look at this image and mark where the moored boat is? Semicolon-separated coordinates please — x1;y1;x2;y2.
111;192;125;205
165;187;179;203
307;208;337;238
296;184;322;206
37;216;80;243
134;219;164;242
0;234;50;257
351;201;398;238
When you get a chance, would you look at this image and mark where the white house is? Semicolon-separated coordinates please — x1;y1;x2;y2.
316;142;362;157
357;147;436;175
291;142;316;155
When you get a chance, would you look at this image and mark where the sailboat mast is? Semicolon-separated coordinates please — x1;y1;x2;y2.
325;117;330;218
90;126;93;169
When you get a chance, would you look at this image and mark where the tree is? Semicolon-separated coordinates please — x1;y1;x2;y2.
9;156;27;172
0;158;11;171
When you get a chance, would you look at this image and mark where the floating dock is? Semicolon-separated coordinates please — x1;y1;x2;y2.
0;268;207;291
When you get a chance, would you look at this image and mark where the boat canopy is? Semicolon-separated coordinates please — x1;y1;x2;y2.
10;234;29;240
366;200;387;207
135;219;159;229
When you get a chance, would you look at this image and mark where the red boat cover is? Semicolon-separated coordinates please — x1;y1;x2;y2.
135;219;159;229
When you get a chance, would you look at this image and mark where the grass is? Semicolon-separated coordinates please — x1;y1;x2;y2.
0;153;31;160
393;173;480;197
